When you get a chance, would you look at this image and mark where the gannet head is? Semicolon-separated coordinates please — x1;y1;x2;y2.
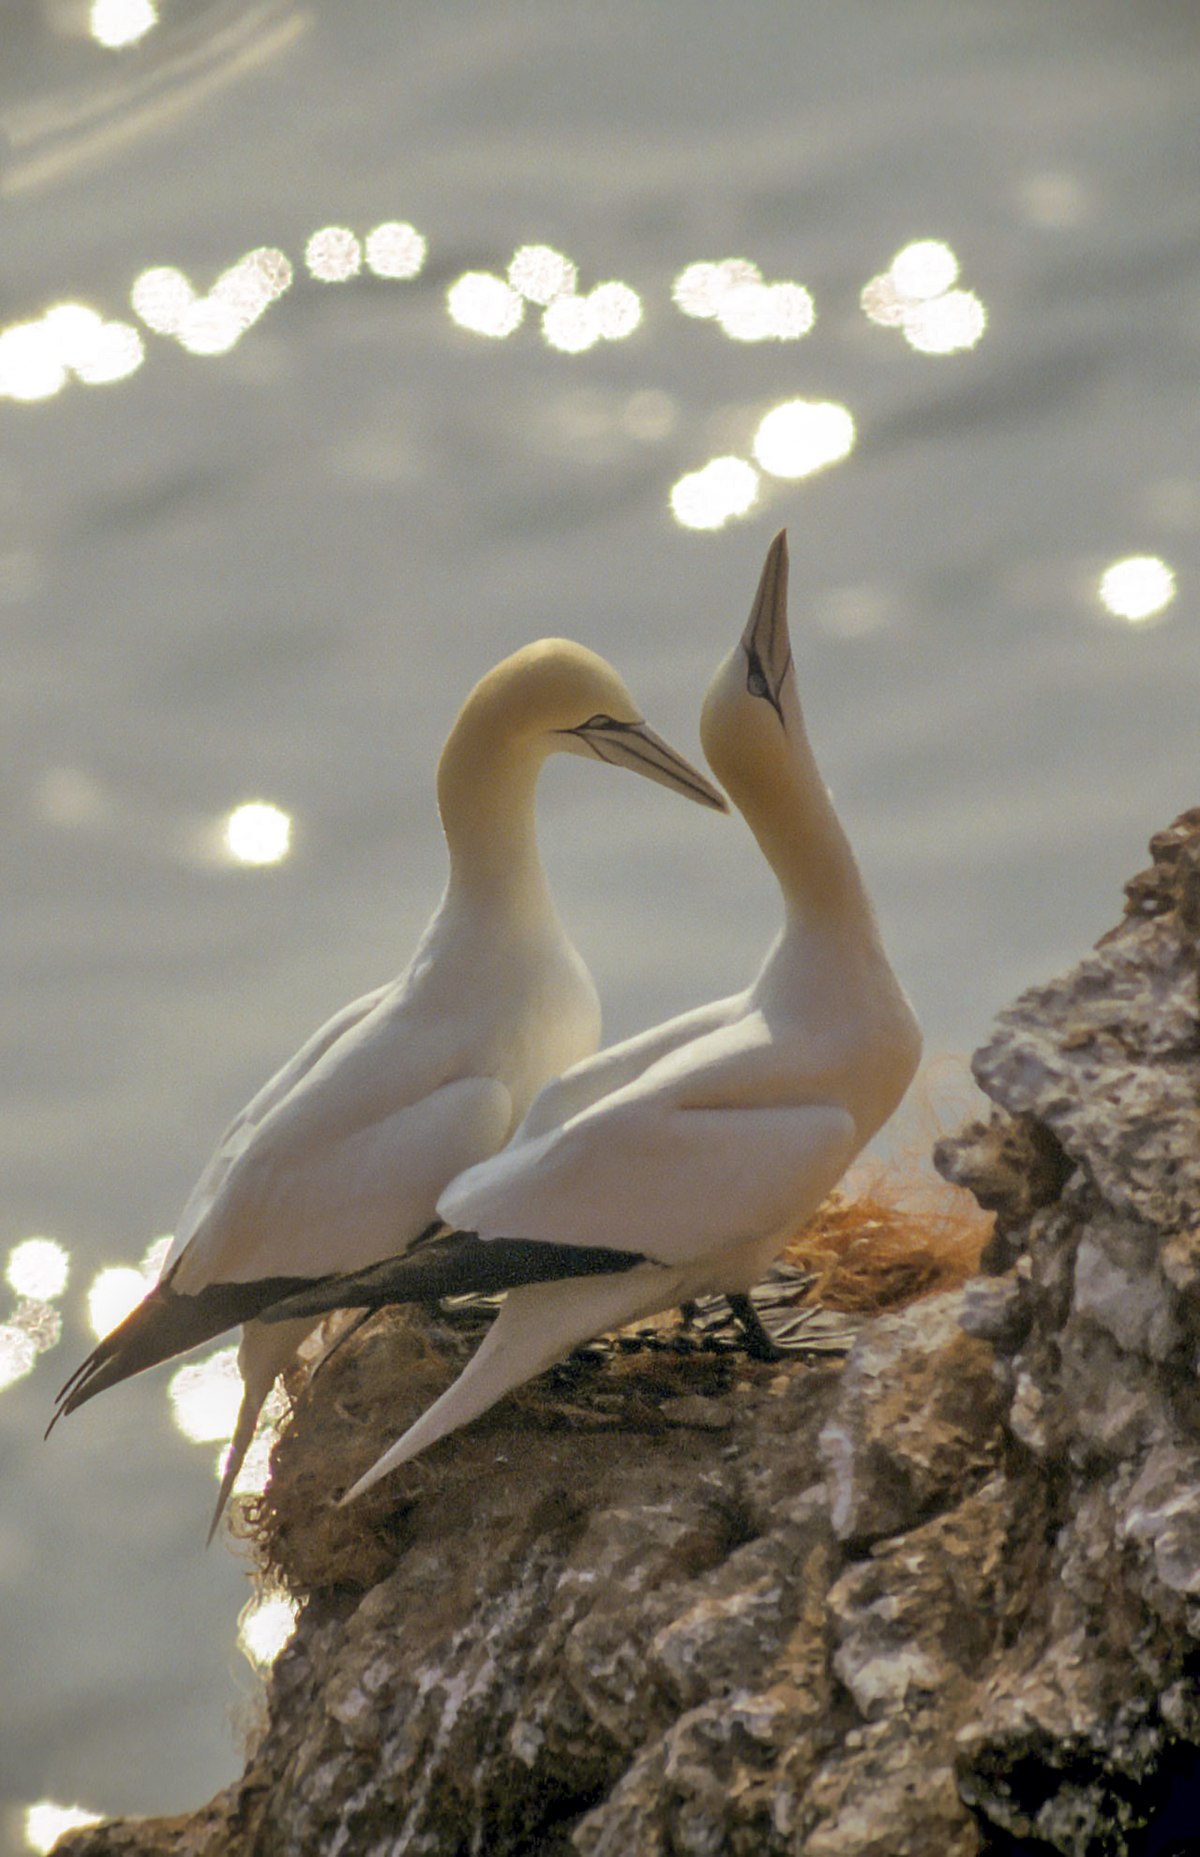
462;638;727;812
700;530;795;797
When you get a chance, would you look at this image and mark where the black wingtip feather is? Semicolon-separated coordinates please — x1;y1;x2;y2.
46;1271;319;1436
259;1229;652;1326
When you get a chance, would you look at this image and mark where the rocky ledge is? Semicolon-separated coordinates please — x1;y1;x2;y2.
60;810;1200;1857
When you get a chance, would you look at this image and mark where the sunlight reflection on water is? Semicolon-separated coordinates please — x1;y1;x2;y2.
6;1239;70;1303
1;1240;70;1392
305;226;362;282
168;1347;243;1444
447;270;525;338
89;0;158;50
753;400;856;480
223;801;293;867
861;240;986;355
1098;555;1177;624
238;1591;299;1670
508;243;577;305
0;1326;38;1392
85;1237;171;1340
670;456;760;531
24;1801;103;1854
365;221;427;280
672;258;815;343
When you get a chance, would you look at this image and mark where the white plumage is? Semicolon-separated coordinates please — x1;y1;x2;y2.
50;638;725;1536
269;530;922;1501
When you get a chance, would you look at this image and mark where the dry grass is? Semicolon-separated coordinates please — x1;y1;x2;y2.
778;1164;992;1314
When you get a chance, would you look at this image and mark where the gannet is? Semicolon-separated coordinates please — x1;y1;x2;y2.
264;531;923;1501
49;639;726;1536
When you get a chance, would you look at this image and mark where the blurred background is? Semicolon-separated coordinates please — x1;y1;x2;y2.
2;0;1198;1848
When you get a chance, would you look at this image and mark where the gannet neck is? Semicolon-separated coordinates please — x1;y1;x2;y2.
739;681;871;932
437;712;553;908
435;636;723;908
700;601;871;935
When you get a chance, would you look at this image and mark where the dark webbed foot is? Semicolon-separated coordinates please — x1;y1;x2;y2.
727;1292;786;1362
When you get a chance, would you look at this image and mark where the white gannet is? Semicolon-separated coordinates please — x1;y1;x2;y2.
262;530;923;1502
49;639;726;1537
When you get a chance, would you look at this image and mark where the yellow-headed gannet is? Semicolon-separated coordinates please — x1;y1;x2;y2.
49;639;725;1537
263;531;923;1500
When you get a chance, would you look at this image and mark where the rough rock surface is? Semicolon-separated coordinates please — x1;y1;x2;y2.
60;811;1200;1857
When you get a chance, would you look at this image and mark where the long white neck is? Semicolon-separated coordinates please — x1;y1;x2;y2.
436;701;554;919
706;660;875;940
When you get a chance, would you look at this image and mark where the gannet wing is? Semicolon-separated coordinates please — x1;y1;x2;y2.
50;1075;512;1424
514;992;746;1141
166;981;392;1271
442;1093;859;1267
174;1072;513;1289
260;1094;856;1328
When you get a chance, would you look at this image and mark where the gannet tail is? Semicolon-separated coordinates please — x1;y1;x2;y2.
47;1271;314;1436
206;1315;315;1544
340;1262;675;1504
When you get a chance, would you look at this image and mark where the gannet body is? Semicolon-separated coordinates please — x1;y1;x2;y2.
266;532;923;1502
50;639;725;1535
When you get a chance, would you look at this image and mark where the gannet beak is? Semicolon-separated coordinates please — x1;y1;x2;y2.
741;529;792;725
563;717;728;811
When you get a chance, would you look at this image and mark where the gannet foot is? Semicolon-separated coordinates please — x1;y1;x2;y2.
678;1300;699;1329
727;1293;785;1362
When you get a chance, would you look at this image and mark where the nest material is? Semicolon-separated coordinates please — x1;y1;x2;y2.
237;1176;990;1597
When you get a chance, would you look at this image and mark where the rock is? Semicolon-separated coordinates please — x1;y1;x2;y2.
817;1292;1001;1545
59;809;1200;1857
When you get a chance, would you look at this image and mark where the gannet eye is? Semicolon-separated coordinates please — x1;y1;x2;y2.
578;714;625;731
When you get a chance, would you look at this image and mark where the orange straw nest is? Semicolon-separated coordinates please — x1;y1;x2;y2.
778;1163;991;1314
235;1156;991;1597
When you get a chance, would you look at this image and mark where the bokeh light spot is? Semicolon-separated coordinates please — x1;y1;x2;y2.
0;1326;37;1392
131;267;196;336
175;298;244;357
859;273;909;328
224;802;292;867
73;322;145;385
672;258;762;320
212;250;292;331
753;399;856;479
0;323;68;402
669;456;760;532
717;281;815;343
24;1802;103;1853
14;1301;63;1354
365;222;427;280
6;1239;69;1302
508;245;577;305
588;281;642;340
169;1347;242;1444
889;239;960;300
239;1590;300;1670
86;1267;149;1340
542;295;600;354
41;304;105;367
446;273;524;339
1098;556;1176;624
305;226;362;282
89;0;157;48
901;289;987;355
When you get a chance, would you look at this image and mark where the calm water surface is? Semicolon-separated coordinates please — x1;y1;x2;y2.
2;2;1198;1847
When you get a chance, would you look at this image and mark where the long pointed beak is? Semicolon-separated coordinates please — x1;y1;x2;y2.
567;718;728;811
741;529;792;716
